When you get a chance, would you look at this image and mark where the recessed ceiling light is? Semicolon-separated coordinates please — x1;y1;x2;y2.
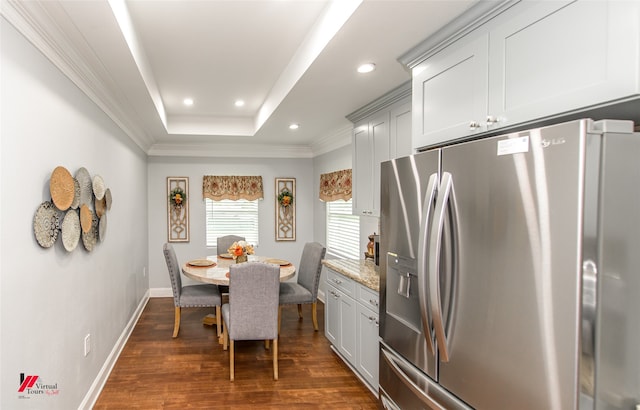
235;100;245;107
289;123;299;130
357;63;376;74
183;98;194;106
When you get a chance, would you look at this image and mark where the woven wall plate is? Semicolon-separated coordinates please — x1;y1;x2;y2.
82;211;98;252
34;201;60;248
98;213;107;242
80;204;92;233
61;210;81;252
50;166;74;211
75;167;93;208
93;175;106;200
104;188;112;210
70;178;80;209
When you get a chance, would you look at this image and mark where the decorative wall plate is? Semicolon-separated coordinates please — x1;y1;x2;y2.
50;166;75;211
80;204;92;233
70;178;80;210
98;213;107;242
104;188;112;210
93;175;106;200
61;210;81;252
75;167;93;208
82;211;98;252
95;196;106;218
34;201;60;248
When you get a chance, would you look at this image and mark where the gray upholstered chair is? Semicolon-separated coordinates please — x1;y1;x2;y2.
216;235;245;294
222;262;280;381
278;242;326;332
163;243;222;338
216;235;245;255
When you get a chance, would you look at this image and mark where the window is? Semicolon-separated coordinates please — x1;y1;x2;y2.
205;199;259;247
326;199;360;259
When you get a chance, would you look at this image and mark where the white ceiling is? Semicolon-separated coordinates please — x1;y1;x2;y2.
2;0;477;157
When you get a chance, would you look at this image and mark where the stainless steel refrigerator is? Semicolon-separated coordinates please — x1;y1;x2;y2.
378;118;640;410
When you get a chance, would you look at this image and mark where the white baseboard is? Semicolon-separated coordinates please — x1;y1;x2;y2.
78;290;150;410
150;287;173;297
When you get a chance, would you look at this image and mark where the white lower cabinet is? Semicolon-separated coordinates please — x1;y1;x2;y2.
325;268;380;392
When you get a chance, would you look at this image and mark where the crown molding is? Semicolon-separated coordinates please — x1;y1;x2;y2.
398;0;518;69
1;0;155;152
147;142;314;159
346;81;411;123
310;124;353;157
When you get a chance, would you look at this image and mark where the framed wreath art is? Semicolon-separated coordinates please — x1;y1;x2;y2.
275;178;295;241
167;177;189;242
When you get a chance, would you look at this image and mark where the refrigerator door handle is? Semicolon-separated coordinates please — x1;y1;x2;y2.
429;171;455;362
418;172;438;356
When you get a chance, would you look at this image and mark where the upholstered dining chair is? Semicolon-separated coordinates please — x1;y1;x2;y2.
222;262;280;381
216;235;245;294
163;243;222;338
278;242;326;333
217;235;245;255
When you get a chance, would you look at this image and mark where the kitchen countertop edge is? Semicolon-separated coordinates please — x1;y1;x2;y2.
322;259;379;292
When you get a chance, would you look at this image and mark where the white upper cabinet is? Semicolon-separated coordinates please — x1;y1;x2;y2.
412;35;489;147
488;0;640;130
389;101;413;159
349;82;411;217
410;0;640;150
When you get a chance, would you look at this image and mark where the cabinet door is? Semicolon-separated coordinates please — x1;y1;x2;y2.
338;289;357;366
389;101;412;159
488;0;640;130
356;302;379;390
353;121;373;216
353;112;389;217
370;112;390;216
412;34;489;150
325;284;340;345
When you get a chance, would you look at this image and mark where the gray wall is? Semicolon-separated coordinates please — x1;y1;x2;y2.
1;18;148;409
147;156;315;292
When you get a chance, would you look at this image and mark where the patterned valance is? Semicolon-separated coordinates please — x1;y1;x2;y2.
203;175;264;201
319;169;352;202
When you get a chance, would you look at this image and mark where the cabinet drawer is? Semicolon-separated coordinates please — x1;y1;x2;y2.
326;269;356;297
358;285;380;312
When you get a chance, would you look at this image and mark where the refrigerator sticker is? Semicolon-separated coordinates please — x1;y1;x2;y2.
497;136;529;156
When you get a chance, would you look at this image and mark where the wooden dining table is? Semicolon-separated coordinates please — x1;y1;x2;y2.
182;254;296;340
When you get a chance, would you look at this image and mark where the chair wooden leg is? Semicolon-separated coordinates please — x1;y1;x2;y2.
265;339;270;349
312;301;319;331
173;307;181;338
229;340;235;381
215;305;222;338
273;338;278;381
223;323;228;351
278;305;282;335
297;304;303;319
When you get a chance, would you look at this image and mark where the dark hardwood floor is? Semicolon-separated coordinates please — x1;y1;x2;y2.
94;298;380;409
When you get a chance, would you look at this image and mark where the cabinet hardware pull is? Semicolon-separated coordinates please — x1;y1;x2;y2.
333;278;342;284
370;299;379;307
469;121;481;130
486;115;499;125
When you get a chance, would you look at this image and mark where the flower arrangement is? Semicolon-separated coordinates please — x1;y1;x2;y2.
169;187;186;208
278;189;294;207
227;240;254;261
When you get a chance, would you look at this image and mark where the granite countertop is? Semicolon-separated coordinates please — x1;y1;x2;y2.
322;259;379;292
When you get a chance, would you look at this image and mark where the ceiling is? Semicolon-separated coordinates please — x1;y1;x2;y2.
2;0;477;158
